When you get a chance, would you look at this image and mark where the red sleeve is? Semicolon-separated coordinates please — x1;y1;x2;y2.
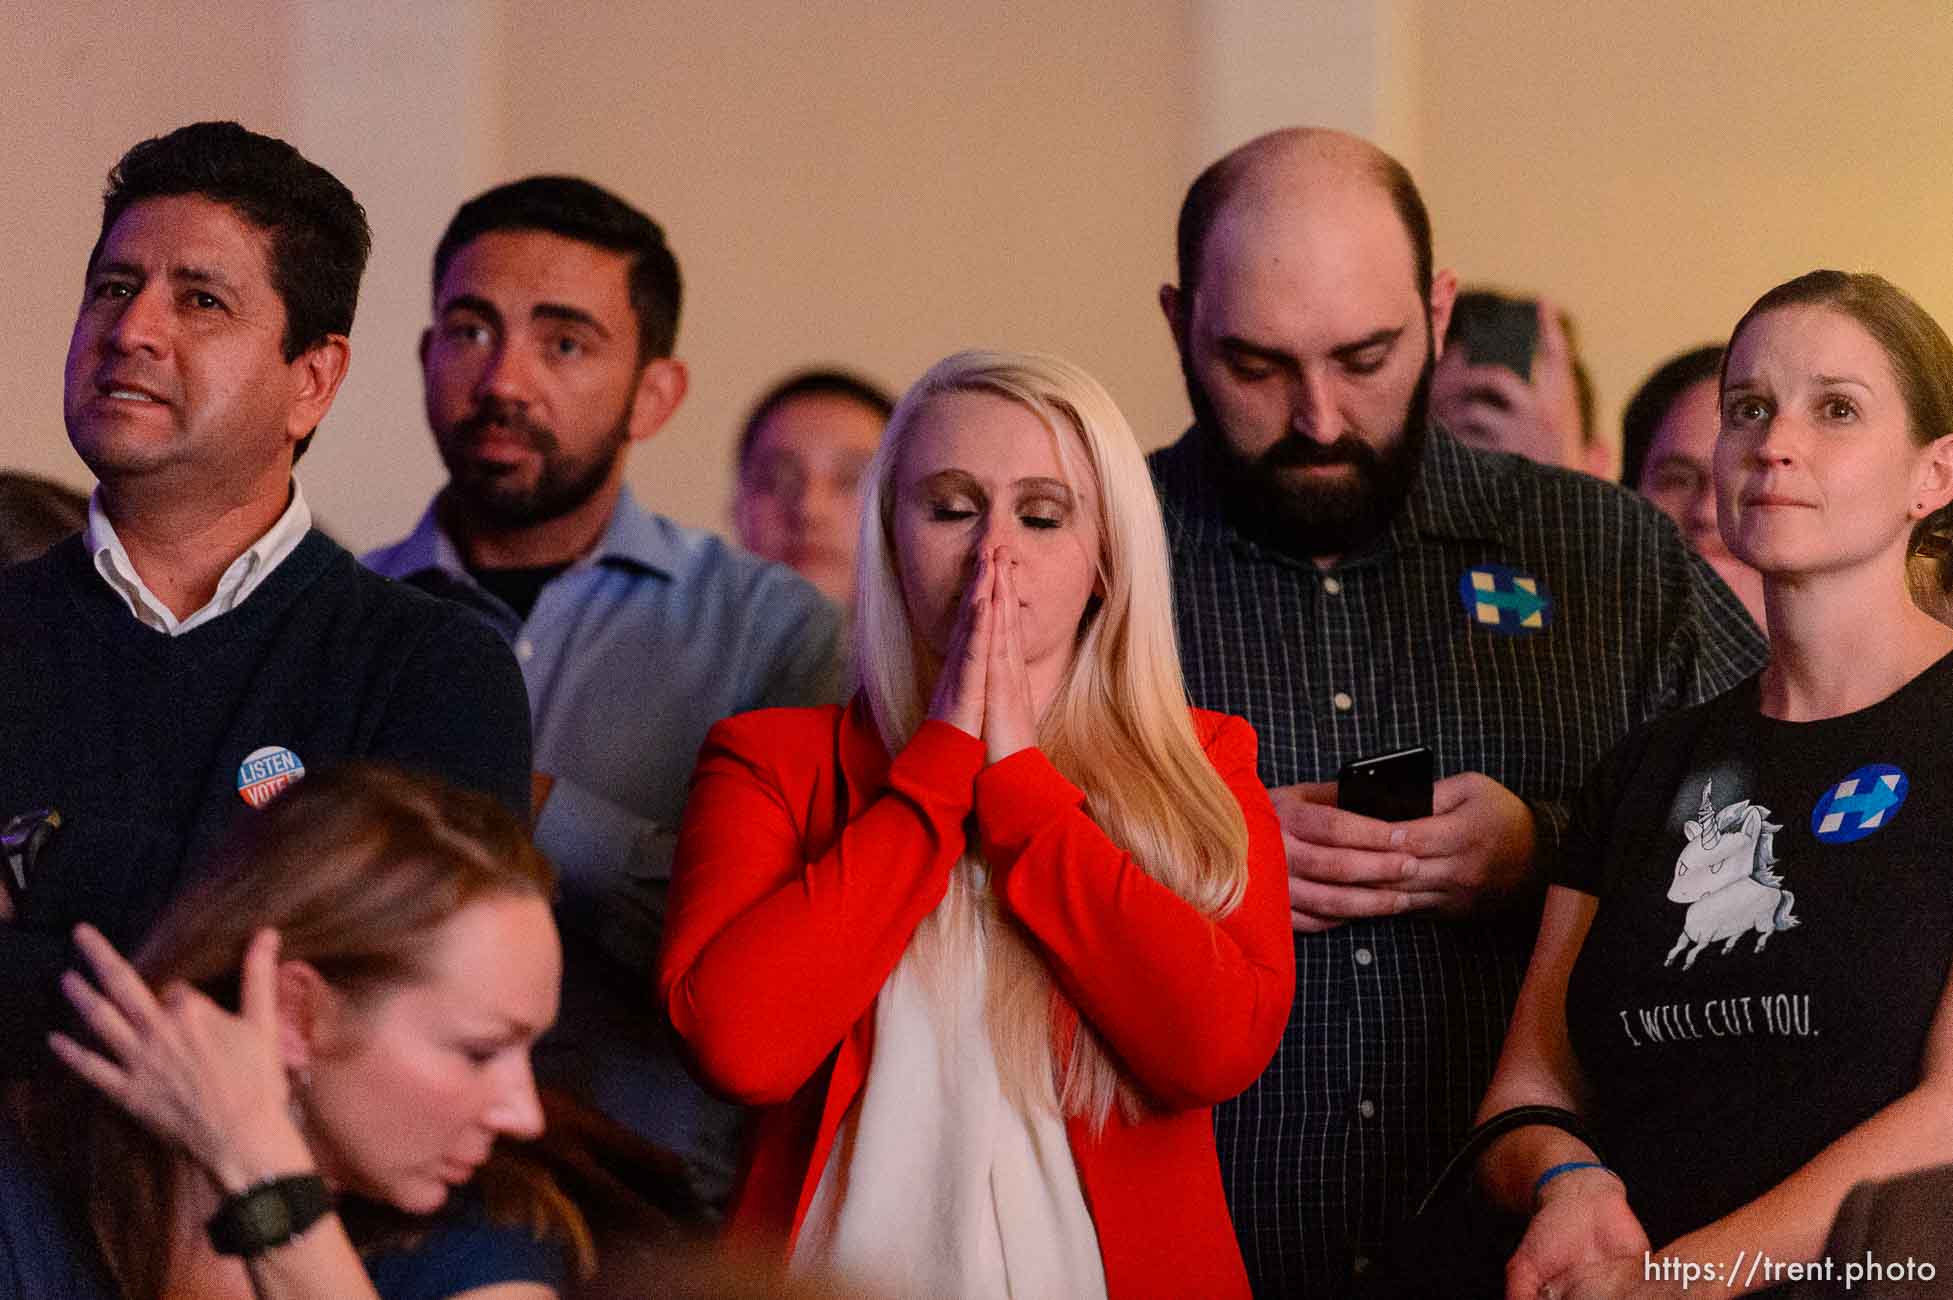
659;714;984;1104
974;713;1294;1109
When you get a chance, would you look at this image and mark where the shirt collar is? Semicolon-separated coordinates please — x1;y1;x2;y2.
394;485;682;583
590;486;683;578
1399;423;1512;546
85;481;313;635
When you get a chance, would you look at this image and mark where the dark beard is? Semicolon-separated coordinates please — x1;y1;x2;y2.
437;396;629;531
1182;346;1432;561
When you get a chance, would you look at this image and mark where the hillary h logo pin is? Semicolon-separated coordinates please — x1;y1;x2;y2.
1811;764;1908;845
1459;564;1551;635
237;745;306;808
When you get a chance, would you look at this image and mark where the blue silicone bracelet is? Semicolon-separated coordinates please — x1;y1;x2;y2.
1534;1160;1610;1204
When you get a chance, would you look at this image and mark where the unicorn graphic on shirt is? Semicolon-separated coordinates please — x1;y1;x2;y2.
1663;781;1798;970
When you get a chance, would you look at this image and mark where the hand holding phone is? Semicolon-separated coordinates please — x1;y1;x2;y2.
1450;296;1539;380
1279;761;1534;930
1337;747;1434;822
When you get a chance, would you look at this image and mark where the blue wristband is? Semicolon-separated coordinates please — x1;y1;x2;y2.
1534;1160;1610;1204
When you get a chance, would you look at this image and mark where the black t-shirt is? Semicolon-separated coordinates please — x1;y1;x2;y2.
467;561;571;623
1557;651;1953;1248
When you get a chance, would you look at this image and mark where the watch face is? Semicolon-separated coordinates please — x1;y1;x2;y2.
210;1174;331;1255
241;1190;296;1241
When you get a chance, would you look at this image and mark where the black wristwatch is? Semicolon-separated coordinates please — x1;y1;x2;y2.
207;1173;334;1256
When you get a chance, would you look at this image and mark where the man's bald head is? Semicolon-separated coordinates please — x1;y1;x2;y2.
1174;128;1433;309
1158;128;1455;563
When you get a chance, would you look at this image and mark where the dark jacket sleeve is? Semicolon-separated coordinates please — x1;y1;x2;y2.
1784;1168;1953;1298
370;604;533;821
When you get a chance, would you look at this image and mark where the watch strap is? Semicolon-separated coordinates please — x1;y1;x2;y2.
207;1173;334;1256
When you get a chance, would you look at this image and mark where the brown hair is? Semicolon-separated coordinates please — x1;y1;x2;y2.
61;764;583;1297
1621;345;1723;488
1911;519;1953;613
1724;270;1953;556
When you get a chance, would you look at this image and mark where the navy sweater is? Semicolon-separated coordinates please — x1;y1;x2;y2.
0;530;531;1069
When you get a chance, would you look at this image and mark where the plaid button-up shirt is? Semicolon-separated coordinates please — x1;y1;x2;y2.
1150;425;1767;1296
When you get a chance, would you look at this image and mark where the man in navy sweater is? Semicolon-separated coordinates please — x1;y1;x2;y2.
0;122;532;1073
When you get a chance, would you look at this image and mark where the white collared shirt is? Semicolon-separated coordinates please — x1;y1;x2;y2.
85;482;314;636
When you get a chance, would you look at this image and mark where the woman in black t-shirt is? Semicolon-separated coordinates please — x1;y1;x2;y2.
1474;271;1953;1300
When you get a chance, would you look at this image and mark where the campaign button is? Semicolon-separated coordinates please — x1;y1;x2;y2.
237;745;306;809
1459;564;1551;635
1811;763;1908;845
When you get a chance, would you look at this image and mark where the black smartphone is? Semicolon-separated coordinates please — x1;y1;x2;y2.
1450;295;1538;380
1338;746;1434;822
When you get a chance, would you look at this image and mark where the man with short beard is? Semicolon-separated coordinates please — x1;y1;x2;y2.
366;177;841;1210
1147;129;1768;1295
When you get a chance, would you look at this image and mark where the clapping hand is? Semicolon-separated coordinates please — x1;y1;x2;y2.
926;543;1039;764
49;924;315;1193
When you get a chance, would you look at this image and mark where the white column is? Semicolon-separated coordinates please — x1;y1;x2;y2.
284;0;509;549
1189;0;1422;169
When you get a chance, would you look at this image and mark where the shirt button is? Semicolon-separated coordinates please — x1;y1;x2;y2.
515;639;535;662
1332;691;1354;712
1358;1098;1377;1119
1354;947;1373;966
1322;576;1343;596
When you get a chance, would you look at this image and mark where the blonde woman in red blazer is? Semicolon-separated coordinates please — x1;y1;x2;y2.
660;350;1292;1298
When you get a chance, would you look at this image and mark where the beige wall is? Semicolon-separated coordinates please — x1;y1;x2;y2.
0;2;513;550
1415;1;1953;470
0;1;1200;552
5;2;1953;550
1191;0;1422;167
496;1;1200;553
0;2;295;500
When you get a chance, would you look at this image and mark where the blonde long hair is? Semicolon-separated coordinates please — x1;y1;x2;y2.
852;350;1249;1128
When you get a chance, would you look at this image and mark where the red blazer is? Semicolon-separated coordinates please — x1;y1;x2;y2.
659;699;1294;1299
